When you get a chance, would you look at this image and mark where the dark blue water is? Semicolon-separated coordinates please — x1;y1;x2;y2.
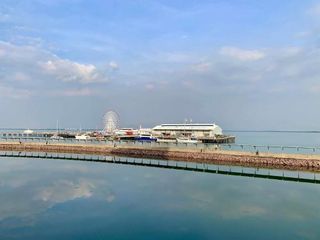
0;157;320;239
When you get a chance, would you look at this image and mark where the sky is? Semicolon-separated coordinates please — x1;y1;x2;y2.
1;0;320;130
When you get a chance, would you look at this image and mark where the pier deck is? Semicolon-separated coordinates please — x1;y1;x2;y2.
1;151;319;184
1;141;320;172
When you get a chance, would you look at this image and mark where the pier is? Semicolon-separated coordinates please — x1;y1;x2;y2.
1;151;320;185
1;140;320;172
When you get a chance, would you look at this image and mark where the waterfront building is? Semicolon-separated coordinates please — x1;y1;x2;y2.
152;123;223;138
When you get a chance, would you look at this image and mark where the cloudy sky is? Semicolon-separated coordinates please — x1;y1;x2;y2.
1;0;320;130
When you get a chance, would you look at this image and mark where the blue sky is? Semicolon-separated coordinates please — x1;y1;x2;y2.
1;0;320;130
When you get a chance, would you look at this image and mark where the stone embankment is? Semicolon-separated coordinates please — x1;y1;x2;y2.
1;142;320;172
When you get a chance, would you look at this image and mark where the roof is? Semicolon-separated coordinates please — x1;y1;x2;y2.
153;123;222;131
160;124;216;126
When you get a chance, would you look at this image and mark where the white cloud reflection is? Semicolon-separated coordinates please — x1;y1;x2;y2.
35;179;94;203
0;158;115;222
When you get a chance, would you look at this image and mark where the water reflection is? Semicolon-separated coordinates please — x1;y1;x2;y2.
0;159;114;222
0;157;320;240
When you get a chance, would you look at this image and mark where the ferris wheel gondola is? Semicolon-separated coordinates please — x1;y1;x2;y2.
103;110;120;134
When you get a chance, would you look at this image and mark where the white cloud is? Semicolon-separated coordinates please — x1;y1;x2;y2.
221;205;266;219
60;88;95;97
309;85;320;93
41;59;106;84
0;85;32;98
109;61;119;70
106;194;115;203
280;47;302;57
0;41;109;99
0;48;5;57
307;3;320;16
220;47;265;61
182;80;195;88
35;179;94;203
0;13;10;23
145;83;155;90
295;31;312;38
0;159;115;222
192;62;211;72
13;72;30;82
164;52;191;62
148;51;193;63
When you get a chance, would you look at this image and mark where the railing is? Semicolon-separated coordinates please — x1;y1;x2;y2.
220;143;320;155
0;137;220;150
1;137;320;155
1;150;320;184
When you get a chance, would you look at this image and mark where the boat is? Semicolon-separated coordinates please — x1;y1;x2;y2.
134;133;157;142
114;128;138;141
50;120;64;140
114;128;138;136
75;134;91;140
23;129;34;134
50;134;64;140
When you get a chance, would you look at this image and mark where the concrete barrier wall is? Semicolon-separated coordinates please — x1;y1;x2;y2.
2;137;320;155
1;142;320;172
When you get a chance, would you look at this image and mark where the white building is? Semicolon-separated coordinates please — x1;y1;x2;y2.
152;123;223;138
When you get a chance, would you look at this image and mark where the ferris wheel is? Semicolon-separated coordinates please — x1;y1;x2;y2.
103;110;120;133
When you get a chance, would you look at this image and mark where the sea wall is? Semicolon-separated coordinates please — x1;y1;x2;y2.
1;142;320;172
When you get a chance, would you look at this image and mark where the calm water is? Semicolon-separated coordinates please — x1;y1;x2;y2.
226;131;320;146
1;156;320;239
222;131;320;154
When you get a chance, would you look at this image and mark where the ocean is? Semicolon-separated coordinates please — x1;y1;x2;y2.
1;129;320;239
226;131;320;146
0;156;319;239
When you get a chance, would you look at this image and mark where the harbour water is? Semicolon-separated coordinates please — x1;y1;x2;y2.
0;156;320;239
222;131;320;154
226;131;320;146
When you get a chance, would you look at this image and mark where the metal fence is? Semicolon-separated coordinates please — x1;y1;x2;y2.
1;150;320;184
0;137;219;150
220;143;320;155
